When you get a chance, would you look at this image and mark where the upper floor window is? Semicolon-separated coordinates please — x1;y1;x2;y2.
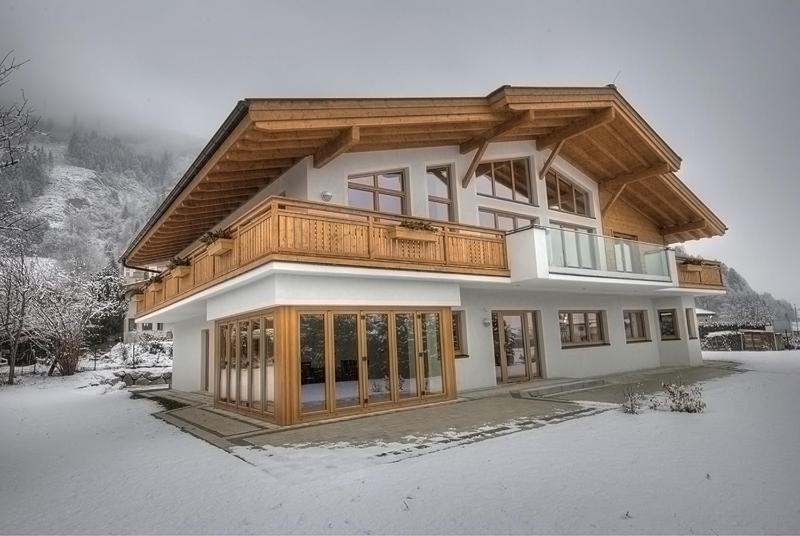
427;165;454;221
546;169;590;216
478;207;535;231
348;170;406;215
476;158;532;204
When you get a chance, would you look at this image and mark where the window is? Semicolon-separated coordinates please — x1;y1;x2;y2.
156;323;164;331
427;165;454;221
452;311;467;356
475;158;532;204
623;310;650;342
127;319;136;332
347;170;406;214
559;311;606;346
685;308;698;339
546;170;590;216
478;208;535;231
141;323;153;331
658;310;680;340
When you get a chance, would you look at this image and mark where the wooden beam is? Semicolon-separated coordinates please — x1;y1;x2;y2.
459;110;535;154
538;139;565;180
535;107;615;149
660;220;707;236
214;158;295;173
601;185;627;217
313;126;360;168
601;162;671;191
461;141;488;188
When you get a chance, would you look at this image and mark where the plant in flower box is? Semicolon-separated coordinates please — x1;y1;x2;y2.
388;219;439;242
680;255;705;272
147;274;163;292
200;229;234;256
167;256;191;278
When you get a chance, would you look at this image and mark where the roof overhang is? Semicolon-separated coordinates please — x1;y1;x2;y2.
122;85;727;265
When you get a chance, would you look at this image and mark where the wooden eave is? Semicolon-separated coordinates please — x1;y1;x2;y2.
122;86;726;265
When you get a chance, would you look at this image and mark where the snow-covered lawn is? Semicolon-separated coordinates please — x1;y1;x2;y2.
1;352;799;534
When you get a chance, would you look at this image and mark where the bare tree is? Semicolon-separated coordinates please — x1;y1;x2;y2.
0;51;39;170
0;231;39;385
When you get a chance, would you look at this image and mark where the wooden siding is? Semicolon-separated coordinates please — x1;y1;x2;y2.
600;193;666;244
135;197;509;317
675;257;725;290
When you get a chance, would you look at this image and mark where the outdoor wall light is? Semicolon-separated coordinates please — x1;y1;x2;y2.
320;191;334;202
482;317;492;327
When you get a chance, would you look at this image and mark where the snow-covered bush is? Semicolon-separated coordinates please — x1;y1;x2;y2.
621;384;646;414
650;378;706;413
701;330;743;351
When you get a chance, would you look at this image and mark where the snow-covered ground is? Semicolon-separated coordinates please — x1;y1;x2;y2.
1;352;799;534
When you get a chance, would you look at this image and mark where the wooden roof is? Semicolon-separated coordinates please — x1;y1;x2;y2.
123;85;727;265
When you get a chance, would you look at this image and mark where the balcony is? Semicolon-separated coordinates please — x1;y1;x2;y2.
506;226;725;293
133;197;509;317
675;256;725;290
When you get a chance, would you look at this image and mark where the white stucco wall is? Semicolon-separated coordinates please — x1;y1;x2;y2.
171;315;215;392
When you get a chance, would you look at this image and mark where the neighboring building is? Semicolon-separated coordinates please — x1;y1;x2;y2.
695;308;717;323
122;86;727;426
122;266;172;342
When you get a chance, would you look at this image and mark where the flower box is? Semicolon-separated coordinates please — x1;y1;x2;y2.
131;293;144;303
207;238;234;256
148;282;163;292
388;226;439;243
171;265;191;278
683;264;703;273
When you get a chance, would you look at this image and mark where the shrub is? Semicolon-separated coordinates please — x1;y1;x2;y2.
651;377;706;413
167;257;190;269
399;219;437;232
621;384;646;414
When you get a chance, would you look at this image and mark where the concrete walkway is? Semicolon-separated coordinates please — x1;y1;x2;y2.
137;359;741;452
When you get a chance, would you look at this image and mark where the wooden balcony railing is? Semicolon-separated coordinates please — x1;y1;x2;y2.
675;256;725;290
134;196;509;317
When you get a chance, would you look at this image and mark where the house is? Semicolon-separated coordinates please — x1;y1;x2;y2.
121;86;727;426
695;308;717;323
122;266;172;343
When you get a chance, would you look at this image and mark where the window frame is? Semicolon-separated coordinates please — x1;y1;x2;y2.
156;323;164;331
546;169;592;217
475;157;535;205
426;164;455;222
347;168;408;215
141;322;153;331
478;207;536;231
685;308;698;339
658;309;681;340
558;310;608;348
127;319;136;332
623;310;650;343
452;310;468;357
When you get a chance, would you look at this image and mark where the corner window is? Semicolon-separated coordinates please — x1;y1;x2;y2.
559;311;606;347
452;311;467;357
478;208;535;231
658;310;680;340
685;308;698;339
623;310;650;342
475;158;532;204
546;170;590;216
427;165;454;221
348;170;406;214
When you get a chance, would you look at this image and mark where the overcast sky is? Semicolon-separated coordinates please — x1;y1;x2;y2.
2;0;799;303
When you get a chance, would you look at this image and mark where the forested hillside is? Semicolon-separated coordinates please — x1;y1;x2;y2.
1;119;199;271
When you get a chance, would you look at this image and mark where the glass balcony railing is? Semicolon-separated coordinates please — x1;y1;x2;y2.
544;226;671;280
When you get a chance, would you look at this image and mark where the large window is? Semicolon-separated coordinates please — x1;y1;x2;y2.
658;309;680;340
559;311;606;347
478;208;535;231
347;170;406;214
623;310;650;342
546;169;590;216
427;165;454;221
475;158;532;204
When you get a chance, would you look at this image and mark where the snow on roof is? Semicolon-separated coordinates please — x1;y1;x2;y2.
695;308;717;316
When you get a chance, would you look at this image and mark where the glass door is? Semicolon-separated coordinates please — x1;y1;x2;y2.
492;311;540;383
363;313;393;405
419;312;443;396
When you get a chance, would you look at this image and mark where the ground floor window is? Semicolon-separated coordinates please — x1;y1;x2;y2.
127;319;136;331
217;312;276;416
658;309;680;340
452;310;467;356
141;322;152;331
559;310;606;347
623;310;650;342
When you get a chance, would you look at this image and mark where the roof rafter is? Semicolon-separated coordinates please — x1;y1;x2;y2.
535;107;615;149
314;126;360;168
459;110;535;154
